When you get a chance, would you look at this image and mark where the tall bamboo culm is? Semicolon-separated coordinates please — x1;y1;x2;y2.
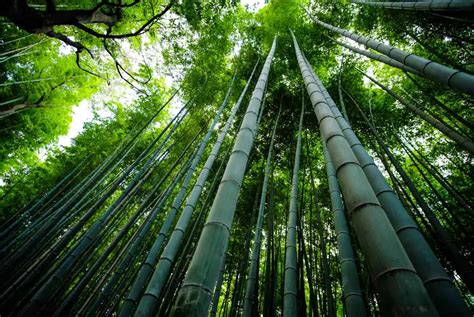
134;62;259;317
307;64;470;315
358;69;474;155
291;31;437;316
283;96;304;317
170;38;277;317
321;139;367;317
305;9;474;95
242;105;281;317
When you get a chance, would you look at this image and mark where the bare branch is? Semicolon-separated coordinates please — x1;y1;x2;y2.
45;30;104;79
73;1;173;39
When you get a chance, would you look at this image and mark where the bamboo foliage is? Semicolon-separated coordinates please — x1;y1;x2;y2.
170;37;277;317
291;31;438;316
305;10;474;95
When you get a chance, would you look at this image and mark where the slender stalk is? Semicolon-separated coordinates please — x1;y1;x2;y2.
358;69;474;154
243;105;282;317
351;1;474;12
170;38;277;316
305;9;474;95
283;94;304;317
338;73;350;123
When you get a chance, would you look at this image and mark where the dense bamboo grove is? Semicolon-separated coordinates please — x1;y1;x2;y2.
0;0;472;316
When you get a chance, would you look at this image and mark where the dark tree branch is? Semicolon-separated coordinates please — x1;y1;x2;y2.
1;0;171;85
73;1;173;39
45;30;104;79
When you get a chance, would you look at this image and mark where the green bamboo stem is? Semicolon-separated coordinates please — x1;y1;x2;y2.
133;64;259;317
343;89;471;315
283;90;304;317
242;105;281;317
170;38;276;317
351;0;474;11
292;31;437;316
358;70;474;154
338;73;350;124
305;10;474;95
321;139;367;317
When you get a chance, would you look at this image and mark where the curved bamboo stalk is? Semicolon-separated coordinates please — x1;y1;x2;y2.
305;10;474;95
292;31;437;316
351;0;474;11
358;69;474;154
343;89;471;316
243;105;281;317
170;38;277;317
